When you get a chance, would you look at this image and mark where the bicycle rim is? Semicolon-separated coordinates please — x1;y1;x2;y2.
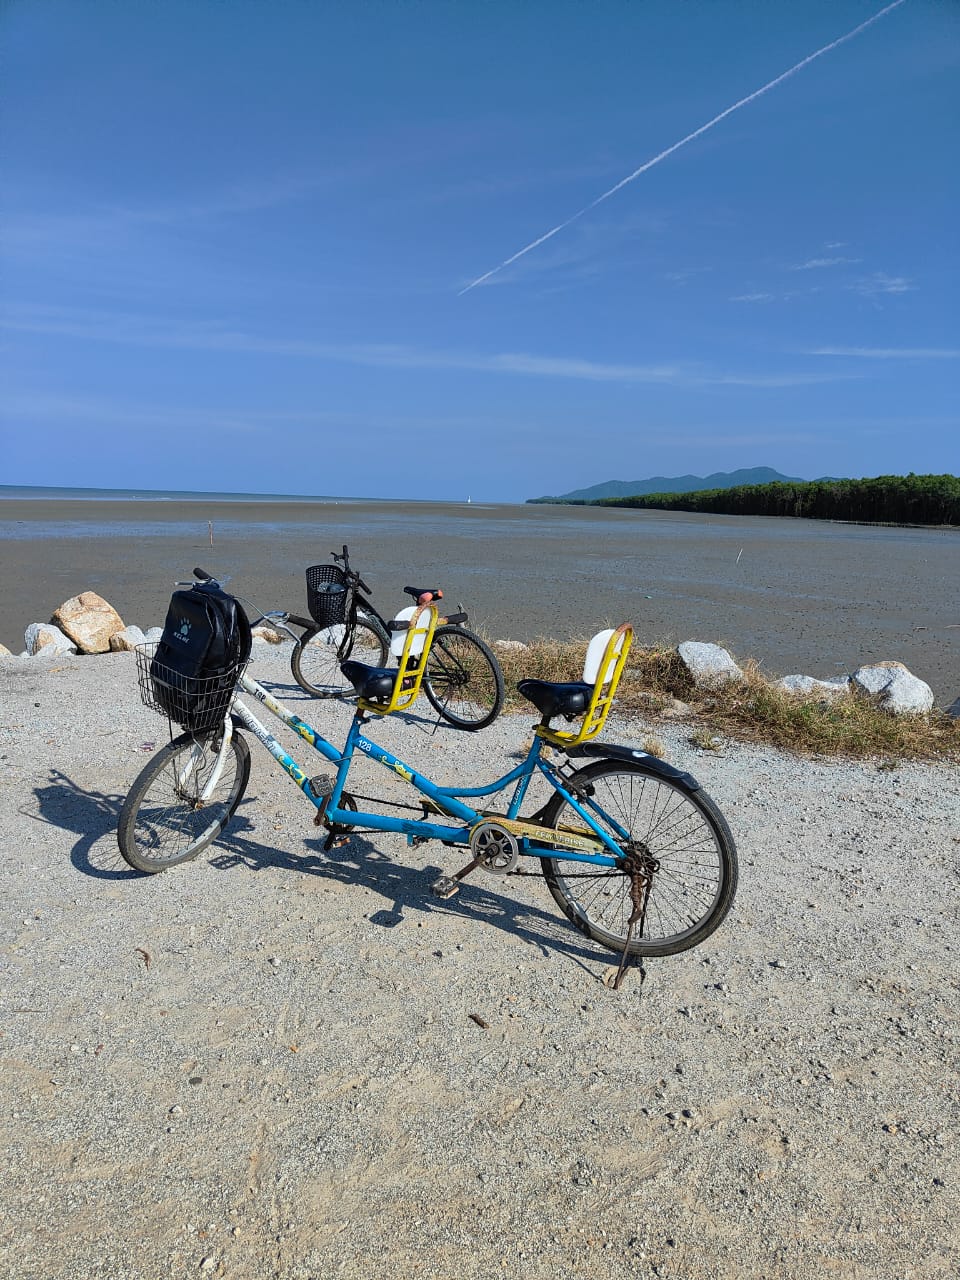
540;761;737;957
117;731;250;872
292;616;388;697
423;627;504;730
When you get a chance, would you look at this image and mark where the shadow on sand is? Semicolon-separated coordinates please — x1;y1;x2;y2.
28;769;617;975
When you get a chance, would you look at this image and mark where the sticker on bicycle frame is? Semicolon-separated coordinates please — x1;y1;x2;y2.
482;816;606;854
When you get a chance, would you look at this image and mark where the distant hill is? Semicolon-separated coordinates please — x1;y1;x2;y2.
529;467;807;504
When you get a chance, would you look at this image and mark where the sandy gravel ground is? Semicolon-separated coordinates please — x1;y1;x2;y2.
1;643;958;1280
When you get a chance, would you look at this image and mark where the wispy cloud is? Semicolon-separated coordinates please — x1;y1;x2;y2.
458;0;908;293
0;391;503;439
851;272;915;296
806;346;959;359
730;292;777;303
792;256;861;270
1;304;856;389
664;267;714;285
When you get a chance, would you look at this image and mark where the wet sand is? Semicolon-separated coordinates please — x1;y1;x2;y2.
1;498;957;705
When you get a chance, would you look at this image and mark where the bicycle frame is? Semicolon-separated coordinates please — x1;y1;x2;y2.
218;669;626;870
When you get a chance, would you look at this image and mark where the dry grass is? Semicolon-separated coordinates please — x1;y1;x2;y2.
492;638;960;762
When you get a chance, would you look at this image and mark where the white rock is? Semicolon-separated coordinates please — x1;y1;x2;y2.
25;622;78;657
677;641;744;687
852;662;934;716
251;625;283;645
776;674;849;698
0;642;12;658
109;624;146;652
494;639;528;651
143;627;164;643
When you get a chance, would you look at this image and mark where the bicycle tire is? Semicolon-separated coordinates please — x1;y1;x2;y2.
538;759;737;957
422;626;505;730
291;614;389;698
117;730;251;873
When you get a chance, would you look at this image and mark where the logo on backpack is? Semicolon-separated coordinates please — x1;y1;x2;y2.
174;619;192;643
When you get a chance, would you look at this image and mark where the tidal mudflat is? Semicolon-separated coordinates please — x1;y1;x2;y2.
1;498;956;704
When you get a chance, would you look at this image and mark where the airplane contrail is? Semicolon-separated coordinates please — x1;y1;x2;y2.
458;0;908;295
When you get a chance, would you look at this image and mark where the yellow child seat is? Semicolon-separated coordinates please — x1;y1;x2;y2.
341;604;438;716
516;624;633;748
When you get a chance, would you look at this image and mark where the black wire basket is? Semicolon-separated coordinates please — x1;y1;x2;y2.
136;643;246;733
306;564;350;627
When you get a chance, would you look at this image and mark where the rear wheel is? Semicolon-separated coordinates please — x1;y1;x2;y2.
117;731;251;873
422;626;504;730
291;615;389;698
539;760;737;957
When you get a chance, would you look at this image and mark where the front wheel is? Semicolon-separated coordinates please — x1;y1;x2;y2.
539;760;737;957
422;626;504;730
117;731;251;873
291;614;389;698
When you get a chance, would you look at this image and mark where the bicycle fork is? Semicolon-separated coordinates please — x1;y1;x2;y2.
178;717;236;806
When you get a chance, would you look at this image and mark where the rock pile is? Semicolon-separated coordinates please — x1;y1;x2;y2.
675;640;937;717
0;592;162;660
0;594;943;718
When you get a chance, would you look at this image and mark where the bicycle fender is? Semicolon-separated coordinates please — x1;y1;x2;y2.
563;742;700;791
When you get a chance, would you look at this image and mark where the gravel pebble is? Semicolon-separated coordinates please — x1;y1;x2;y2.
1;644;958;1279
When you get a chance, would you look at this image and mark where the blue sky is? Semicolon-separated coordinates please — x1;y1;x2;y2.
2;0;957;502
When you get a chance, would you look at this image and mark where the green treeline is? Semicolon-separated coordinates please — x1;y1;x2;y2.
598;474;960;526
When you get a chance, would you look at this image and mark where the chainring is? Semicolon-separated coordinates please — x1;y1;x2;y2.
469;820;520;874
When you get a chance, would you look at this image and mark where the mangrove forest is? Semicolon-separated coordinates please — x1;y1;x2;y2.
596;474;960;526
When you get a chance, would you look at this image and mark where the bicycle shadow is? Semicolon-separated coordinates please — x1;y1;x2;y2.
208;822;611;968
26;769;140;881
31;771;619;971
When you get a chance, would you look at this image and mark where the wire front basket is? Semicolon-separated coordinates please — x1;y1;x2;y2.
136;643;246;733
306;564;350;627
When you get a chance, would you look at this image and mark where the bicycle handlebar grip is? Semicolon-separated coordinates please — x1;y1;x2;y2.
193;567;213;581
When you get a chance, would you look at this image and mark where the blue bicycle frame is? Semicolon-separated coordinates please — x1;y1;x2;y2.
227;669;626;869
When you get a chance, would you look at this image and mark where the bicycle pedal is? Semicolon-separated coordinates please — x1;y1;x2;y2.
430;875;460;899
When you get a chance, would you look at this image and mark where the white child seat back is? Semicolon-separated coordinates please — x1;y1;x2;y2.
583;627;627;685
390;605;430;659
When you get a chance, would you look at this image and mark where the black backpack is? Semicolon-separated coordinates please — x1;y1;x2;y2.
149;582;252;732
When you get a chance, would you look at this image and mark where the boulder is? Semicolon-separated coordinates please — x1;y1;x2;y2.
109;624;147;652
251;625;284;645
851;661;934;716
0;642;12;658
659;697;693;719
776;674;849;699
677;641;744;687
25;622;78;657
52;592;125;654
143;627;164;644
